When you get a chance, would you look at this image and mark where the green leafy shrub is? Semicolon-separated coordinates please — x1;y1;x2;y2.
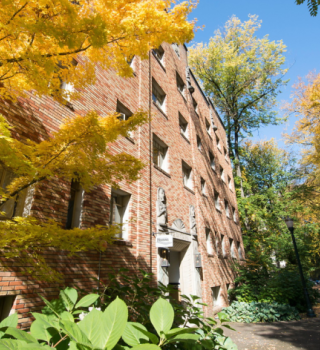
0;285;238;350
223;301;300;323
229;265;320;312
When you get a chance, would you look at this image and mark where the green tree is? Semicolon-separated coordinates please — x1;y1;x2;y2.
188;15;288;196
296;0;320;16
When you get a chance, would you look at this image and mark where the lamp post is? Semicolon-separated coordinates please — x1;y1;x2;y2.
284;217;316;318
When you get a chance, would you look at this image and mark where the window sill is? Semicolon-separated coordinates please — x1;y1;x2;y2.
183;186;195;195
152;101;168;120
153;164;171;178
113;239;133;247
152;51;166;73
125;136;135;144
215;207;222;213
180;133;190;144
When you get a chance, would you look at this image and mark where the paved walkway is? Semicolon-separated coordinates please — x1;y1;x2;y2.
223;317;320;350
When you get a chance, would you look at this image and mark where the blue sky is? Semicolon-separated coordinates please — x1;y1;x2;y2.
188;0;320;154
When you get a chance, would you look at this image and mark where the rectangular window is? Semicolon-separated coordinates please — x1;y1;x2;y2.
211;286;221;307
206;228;213;255
225;200;230;218
197;136;202;151
201;177;206;195
224;147;228;161
192;98;198;115
110;189;131;239
209;152;216;171
182;161;192;189
0;296;15;321
172;43;180;57
215;234;219;253
237;241;243;260
214;191;221;210
228;175;232;190
117;100;133;137
152;78;166;112
179;113;188;139
153;135;168;171
176;72;186;96
221;235;226;257
220;166;225;182
230;238;236;258
216;134;221;150
153;45;165;63
232;207;237;222
206;119;211;135
66;180;84;229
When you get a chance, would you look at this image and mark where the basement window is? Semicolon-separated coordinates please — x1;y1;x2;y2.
110;188;131;240
66;180;84;229
0;296;15;321
152;78;166;113
153;135;169;172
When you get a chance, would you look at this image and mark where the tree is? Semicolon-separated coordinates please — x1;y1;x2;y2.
0;0;197;101
188;15;288;196
0;0;197;281
296;0;320;16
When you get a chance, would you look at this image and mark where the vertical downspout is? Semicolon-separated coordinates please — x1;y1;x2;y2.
149;51;153;274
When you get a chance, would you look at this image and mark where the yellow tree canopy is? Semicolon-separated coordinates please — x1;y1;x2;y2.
0;0;197;101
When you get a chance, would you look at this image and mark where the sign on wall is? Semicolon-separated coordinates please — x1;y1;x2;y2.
156;235;173;248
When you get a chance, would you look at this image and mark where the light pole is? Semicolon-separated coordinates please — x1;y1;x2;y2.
284;217;316;318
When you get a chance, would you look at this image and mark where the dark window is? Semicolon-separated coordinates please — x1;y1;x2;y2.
0;296;15;322
153;46;165;62
176;72;185;96
182;161;192;188
66;180;84;229
152;79;166;111
179;113;188;139
110;189;131;239
197;136;202;151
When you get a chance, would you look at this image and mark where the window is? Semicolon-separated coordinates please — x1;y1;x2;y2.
214;191;221;210
201;177;206;195
206;228;213;255
152;78;166;112
216;134;221;150
127;55;135;71
110;189;131;239
153;46;165;64
230;239;236;258
0;168;28;219
117;100;133;137
182;161;192;189
225;200;230;218
153;135;168;171
224;147;228;161
221;235;227;257
176;72;186;96
197;136;202;151
66;180;84;229
237;241;243;260
192;98;199;115
209;152;216;171
211;286;221;307
0;296;15;321
206;119;211;135
172;43;180;57
228;175;232;190
179;113;188;139
232;207;237;222
215;235;219;253
220;166;225;182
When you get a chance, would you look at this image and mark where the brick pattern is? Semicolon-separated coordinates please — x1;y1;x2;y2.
0;43;243;326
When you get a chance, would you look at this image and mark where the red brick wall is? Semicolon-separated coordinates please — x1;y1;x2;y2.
0;43;243;325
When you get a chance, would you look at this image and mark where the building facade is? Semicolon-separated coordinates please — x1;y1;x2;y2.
0;43;244;327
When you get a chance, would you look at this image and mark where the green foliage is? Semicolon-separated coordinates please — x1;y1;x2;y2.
229;263;320;312
223;301;300;323
296;0;320;16
0;283;237;350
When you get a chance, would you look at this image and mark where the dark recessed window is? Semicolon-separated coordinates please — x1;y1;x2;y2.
176;72;186;96
152;78;166;112
179;113;188;139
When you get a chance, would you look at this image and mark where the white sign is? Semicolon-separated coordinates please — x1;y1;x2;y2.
156;235;173;248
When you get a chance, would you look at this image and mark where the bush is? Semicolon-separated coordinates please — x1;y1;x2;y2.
229;265;320;312
223;301;300;323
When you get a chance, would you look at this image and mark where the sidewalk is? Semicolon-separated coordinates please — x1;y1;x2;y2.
223;317;320;350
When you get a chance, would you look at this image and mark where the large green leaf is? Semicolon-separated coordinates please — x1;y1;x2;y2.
149;298;174;337
0;313;18;338
30;314;58;342
122;322;149;347
131;345;161;350
0;339;21;350
164;327;197;339
59;320;91;348
4;327;38;344
131;325;159;345
60;311;74;322
75;294;99;309
39;295;61;317
63;287;78;305
78;298;128;350
60;289;77;312
167;334;200;343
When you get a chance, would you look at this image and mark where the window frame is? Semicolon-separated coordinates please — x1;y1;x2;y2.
197;135;202;152
182;161;193;189
110;188;131;240
153;134;169;172
214;191;221;210
206;228;213;255
201;177;206;195
152;78;166;113
176;72;186;97
179;113;189;139
209;152;216;171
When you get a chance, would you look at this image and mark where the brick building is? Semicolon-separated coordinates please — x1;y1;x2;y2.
0;42;244;327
